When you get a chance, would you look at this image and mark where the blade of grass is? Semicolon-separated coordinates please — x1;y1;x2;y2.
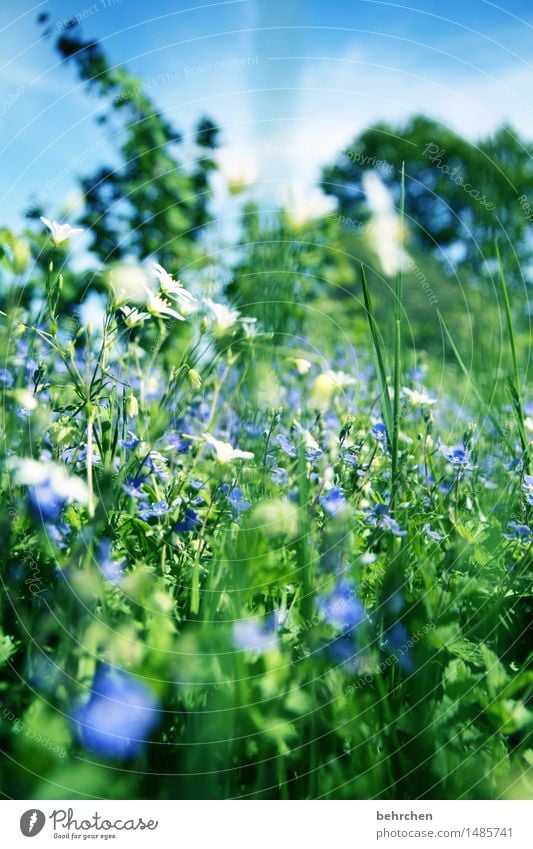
437;309;507;445
391;162;405;510
496;242;530;468
361;264;393;437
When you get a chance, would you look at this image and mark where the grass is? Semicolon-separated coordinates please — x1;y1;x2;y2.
0;215;531;802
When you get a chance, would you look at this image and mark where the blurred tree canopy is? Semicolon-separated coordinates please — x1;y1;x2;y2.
321;115;533;282
34;15;220;270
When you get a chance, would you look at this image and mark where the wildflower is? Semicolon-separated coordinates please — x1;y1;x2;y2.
0;368;14;388
125;395;139;417
97;539;126;585
309;370;356;410
424;523;444;542
153;263;197;315
14;389;38;411
222;485;250;513
362;172;409;277
145;290;185;322
380;515;407;537
290;357;312;375
10;458;88;522
402;387;437;407
523;475;533;504
293;421;323;460
438;442;475;470
371;422;387;442
276;433;297;458
139;500;169;520
202;432;254;463
121;478;145;498
187;368;202;390
40;217;84;245
203;298;241;334
73;665;160;759
218;148;257;194
383;623;414;672
319;487;347;517
233;617;279;653
271;466;288;486
120;306;150;328
503;521;531;542
282;183;336;229
317;580;365;632
173;508;201;533
108;264;151;306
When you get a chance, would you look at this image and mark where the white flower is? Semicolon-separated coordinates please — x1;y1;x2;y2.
309;370;355;410
145;290;185;322
108;264;151;305
281;183;336;229
153;263;197;315
14;389;38;411
10;458;89;504
290;357;312;375
218;149;257;194
202;433;254;463
120;306;150;328
402;387;437;407
203;298;241;333
362;172;410;277
40;217;84;245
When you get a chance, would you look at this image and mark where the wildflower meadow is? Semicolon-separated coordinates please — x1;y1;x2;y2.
0;5;531;809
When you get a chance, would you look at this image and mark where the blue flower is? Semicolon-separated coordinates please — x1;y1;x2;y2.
439;442;474;470
73;665;160;759
424;523;444;542
139;500;169;520
380;515;407;537
276;433;297;458
271;466;288;486
121;478;145;498
233;617;279;653
503;521;531;542
226;486;250;513
97;539;126;585
173;508;201;533
383;623;414;672
371;422;387;443
523;475;533;506
0;368;14;388
317;580;365;632
319;487;347;517
119;431;140;451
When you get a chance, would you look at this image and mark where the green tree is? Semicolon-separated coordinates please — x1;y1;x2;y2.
34;16;219;270
321;115;533;282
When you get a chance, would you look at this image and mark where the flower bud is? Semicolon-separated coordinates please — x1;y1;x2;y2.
125;394;139;417
187;368;202;390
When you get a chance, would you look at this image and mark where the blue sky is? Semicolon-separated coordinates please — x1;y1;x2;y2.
1;0;533;227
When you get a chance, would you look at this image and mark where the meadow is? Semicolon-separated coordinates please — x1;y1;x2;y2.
0;19;532;802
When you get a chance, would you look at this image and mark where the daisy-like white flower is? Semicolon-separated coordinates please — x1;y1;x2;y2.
153;263;197;315
120;306;150;328
202;433;254;463
362;172;410;277
282;183;336;229
402;387;437;407
40;216;84;245
290;357;312;375
218;149;258;194
145;289;185;322
203;298;241;334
